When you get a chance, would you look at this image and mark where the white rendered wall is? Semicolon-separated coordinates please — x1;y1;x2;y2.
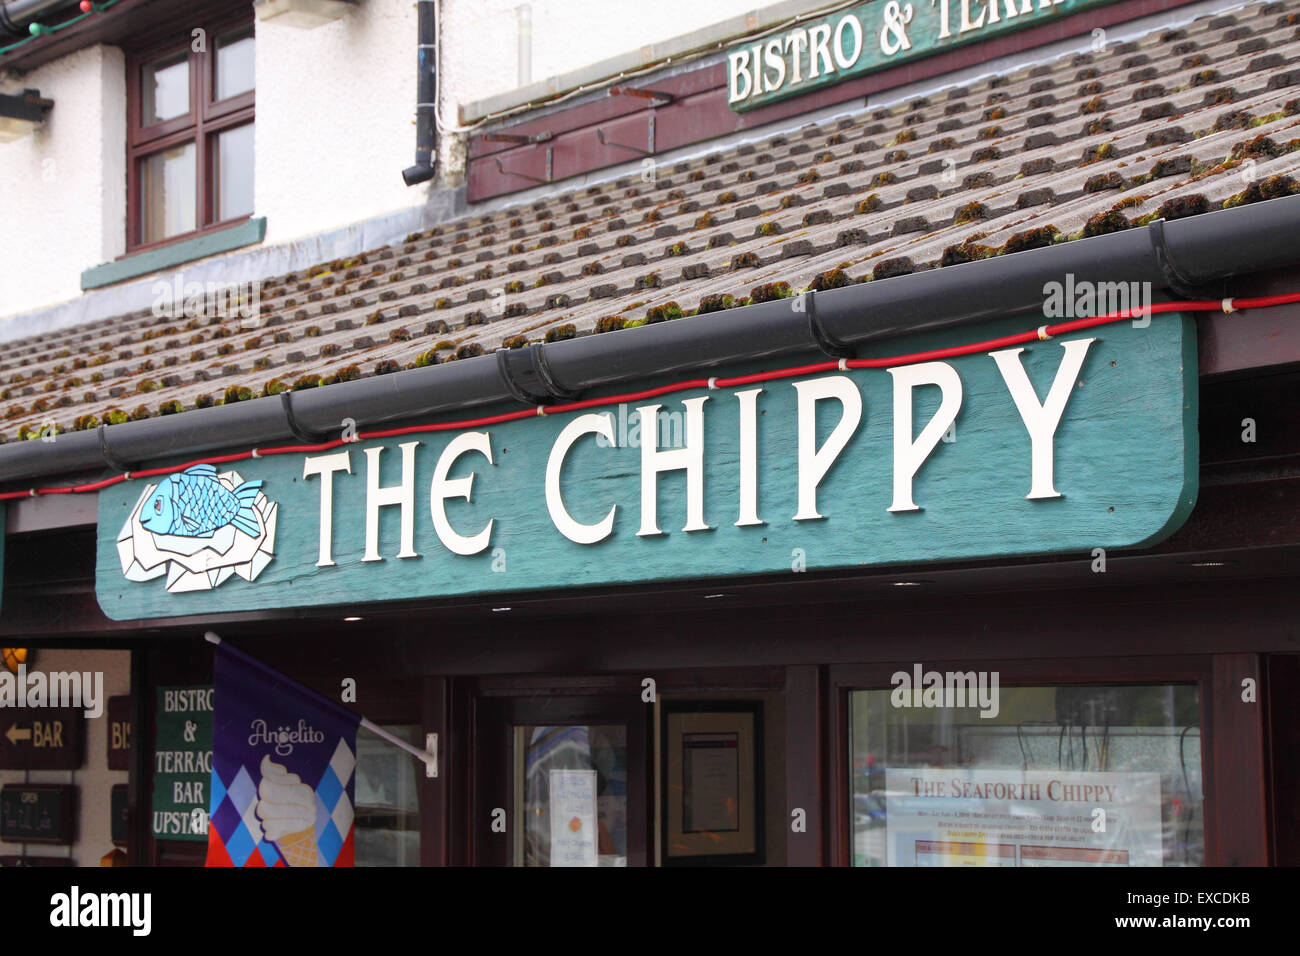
0;0;787;321
0;2;423;321
440;0;787;106
255;0;422;245
0;44;126;319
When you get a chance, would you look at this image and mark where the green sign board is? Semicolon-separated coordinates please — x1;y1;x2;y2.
727;0;1119;111
152;685;212;842
0;784;76;845
96;310;1197;621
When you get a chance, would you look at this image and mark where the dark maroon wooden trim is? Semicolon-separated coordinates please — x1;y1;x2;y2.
784;664;823;867
1264;654;1300;866
418;676;446;867
1206;653;1270;866
468;66;727;160
110;782;130;847
1202;271;1300;377
13;560;1300;661
470;692;510;866
468;0;1205;201
128;649;148;866
132;124;196;156
475;674;645;696
448;677;473;866
1152;481;1300;554
830;677;853;867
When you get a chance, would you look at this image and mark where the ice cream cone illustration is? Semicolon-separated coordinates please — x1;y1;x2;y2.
255;754;318;867
274;827;319;868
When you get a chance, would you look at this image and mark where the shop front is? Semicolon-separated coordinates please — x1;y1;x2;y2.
5;271;1299;866
3;0;1300;869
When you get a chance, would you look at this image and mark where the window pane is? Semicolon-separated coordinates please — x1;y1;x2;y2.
516;725;627;866
354;724;421;866
142;52;189;124
849;683;1204;866
141;142;196;243
215;123;255;221
215;29;255;101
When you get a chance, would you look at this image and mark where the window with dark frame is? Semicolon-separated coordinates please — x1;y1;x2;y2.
127;17;255;254
845;681;1205;867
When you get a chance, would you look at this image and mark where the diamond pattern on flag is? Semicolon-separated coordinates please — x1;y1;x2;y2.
313;739;355;867
208;764;285;867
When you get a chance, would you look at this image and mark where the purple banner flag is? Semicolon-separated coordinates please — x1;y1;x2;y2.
205;642;361;867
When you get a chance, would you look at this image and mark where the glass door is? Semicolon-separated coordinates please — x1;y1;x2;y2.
474;693;649;866
515;724;628;866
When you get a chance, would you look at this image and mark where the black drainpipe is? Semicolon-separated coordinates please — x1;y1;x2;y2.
402;0;438;187
2;195;1300;485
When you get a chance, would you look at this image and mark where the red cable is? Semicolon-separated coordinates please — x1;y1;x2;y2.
1;293;1293;502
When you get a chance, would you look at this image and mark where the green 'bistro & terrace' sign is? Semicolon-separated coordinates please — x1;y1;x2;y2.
727;0;1121;111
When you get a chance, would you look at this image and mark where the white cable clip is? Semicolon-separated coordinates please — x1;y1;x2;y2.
1222;298;1236;314
1037;325;1052;341
28;488;37;498
707;377;718;390
838;358;849;371
122;471;132;481
537;405;547;417
250;448;261;458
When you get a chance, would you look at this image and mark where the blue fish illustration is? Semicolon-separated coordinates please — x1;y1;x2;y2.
139;465;264;539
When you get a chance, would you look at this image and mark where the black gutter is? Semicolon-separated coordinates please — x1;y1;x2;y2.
401;0;438;187
2;195;1299;485
0;0;76;39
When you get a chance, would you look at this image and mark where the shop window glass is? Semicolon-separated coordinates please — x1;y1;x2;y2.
849;684;1203;866
516;724;627;866
354;723;420;866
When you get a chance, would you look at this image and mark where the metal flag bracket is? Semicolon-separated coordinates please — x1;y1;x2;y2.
360;718;439;779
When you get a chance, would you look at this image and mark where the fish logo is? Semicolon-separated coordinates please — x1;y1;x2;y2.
116;467;277;593
140;466;263;538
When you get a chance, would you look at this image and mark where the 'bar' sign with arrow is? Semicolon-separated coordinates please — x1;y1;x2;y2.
0;708;84;771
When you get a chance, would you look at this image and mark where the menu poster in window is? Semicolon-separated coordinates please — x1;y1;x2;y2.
885;768;1163;866
683;732;740;833
548;769;598;867
661;702;763;864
